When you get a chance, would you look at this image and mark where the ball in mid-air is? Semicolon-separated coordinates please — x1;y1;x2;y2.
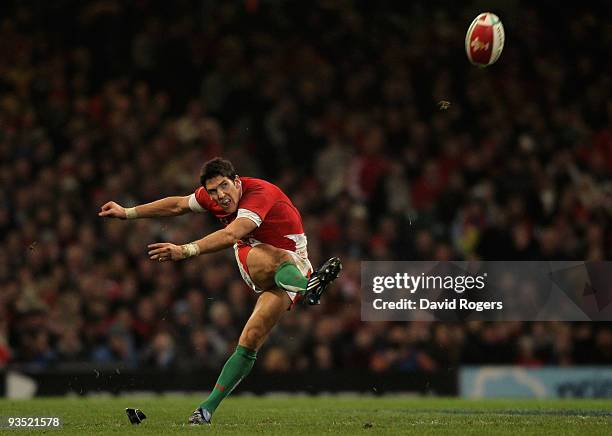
465;12;505;67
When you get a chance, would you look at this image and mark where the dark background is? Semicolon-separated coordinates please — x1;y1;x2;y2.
1;0;611;382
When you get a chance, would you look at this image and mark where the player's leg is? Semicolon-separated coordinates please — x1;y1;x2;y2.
247;243;308;294
191;290;290;423
189;245;341;424
236;288;291;349
247;243;343;305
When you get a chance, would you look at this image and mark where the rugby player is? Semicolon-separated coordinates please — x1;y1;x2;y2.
99;157;341;424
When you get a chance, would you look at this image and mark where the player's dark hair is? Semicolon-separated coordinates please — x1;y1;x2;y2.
200;157;238;185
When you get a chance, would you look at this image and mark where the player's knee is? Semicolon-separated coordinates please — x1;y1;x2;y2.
263;251;292;277
274;250;293;270
240;323;265;350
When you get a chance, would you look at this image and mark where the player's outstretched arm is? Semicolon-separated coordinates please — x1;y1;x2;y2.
98;196;192;220
148;217;257;262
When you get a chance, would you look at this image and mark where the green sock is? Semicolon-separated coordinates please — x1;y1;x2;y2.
199;345;257;415
274;261;309;294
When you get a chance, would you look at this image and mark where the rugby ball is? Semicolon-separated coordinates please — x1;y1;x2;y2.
465;12;505;67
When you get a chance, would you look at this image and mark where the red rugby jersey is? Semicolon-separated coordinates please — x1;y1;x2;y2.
192;177;307;255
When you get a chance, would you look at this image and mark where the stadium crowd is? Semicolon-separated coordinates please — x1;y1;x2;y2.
1;1;612;372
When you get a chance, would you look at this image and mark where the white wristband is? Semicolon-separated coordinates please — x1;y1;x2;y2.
181;242;200;258
125;207;138;219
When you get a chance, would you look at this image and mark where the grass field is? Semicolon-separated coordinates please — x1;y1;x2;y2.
1;395;611;435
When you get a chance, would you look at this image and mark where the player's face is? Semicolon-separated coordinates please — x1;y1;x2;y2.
205;176;241;214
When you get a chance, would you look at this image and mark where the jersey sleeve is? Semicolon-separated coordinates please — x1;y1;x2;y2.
189;187;212;212
237;184;276;226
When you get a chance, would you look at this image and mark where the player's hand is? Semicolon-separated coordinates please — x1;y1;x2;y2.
148;242;185;262
98;201;127;219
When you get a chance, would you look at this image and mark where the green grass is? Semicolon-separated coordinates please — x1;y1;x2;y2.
1;395;611;435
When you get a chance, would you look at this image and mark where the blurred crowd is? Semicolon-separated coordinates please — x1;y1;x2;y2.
1;1;612;372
